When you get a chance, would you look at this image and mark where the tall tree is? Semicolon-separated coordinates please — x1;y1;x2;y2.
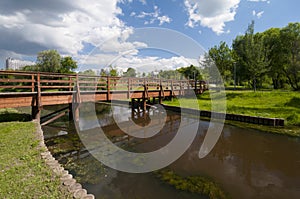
36;50;61;72
60;56;77;73
208;41;234;84
262;28;286;89
233;21;270;91
280;22;300;90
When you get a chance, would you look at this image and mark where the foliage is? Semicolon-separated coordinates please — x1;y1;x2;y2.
155;169;229;199
123;67;136;77
60;56;77;73
199;21;300;90
176;65;202;80
109;66;118;76
78;69;96;76
233;21;271;91
23;49;77;73
0;122;72;199
280;22;300;90
36;49;61;72
158;69;181;79
208;41;235;84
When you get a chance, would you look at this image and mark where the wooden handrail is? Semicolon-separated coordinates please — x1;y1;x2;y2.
0;70;207;94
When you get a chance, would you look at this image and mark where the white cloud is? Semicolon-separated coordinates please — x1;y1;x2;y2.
133;5;172;26
0;0;130;61
252;10;264;19
184;0;240;35
80;52;199;74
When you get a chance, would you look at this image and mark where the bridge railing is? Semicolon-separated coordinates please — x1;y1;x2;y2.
0;70;207;94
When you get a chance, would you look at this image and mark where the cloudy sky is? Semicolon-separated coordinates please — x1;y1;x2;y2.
0;0;299;73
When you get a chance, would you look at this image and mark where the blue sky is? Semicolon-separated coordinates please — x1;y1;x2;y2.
0;0;299;73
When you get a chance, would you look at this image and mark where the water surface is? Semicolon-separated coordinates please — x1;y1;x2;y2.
43;104;300;199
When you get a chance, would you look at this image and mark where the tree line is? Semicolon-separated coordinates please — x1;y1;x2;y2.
202;21;300;91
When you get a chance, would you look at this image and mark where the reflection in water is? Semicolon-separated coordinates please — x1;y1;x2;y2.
43;103;300;199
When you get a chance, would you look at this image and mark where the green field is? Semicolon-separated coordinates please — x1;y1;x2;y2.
164;90;300;135
0;122;72;199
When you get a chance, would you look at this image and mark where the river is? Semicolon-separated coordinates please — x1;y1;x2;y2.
42;103;300;199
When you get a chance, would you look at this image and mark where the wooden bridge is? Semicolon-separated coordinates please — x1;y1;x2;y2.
0;70;207;122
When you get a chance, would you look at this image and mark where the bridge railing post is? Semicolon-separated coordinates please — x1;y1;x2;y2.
159;79;163;104
32;73;42;120
31;74;35;92
127;78;131;99
107;76;110;101
71;74;81;122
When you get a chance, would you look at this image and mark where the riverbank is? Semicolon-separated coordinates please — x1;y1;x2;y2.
163;90;300;137
0;122;72;198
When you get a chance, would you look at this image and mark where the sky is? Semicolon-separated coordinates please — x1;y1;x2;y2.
0;0;299;73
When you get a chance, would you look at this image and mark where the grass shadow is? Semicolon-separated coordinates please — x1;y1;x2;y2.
0;112;32;122
285;97;300;109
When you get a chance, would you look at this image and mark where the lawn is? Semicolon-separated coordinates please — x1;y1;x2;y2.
0;122;72;199
163;90;300;126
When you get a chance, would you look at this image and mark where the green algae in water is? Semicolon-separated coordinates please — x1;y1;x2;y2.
155;169;229;199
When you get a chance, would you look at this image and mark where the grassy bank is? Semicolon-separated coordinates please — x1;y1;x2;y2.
0;122;72;198
163;90;300;136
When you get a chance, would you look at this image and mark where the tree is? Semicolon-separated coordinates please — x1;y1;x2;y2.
36;50;61;72
159;70;180;79
280;22;300;90
176;65;201;80
33;49;77;73
108;66;118;76
262;28;287;89
123;67;136;77
79;69;96;76
60;56;77;73
233;21;270;91
208;41;235;84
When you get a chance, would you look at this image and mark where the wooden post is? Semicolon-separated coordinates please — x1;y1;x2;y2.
71;74;81;122
31;74;35;92
159;79;162;104
171;80;174;100
32;73;42;120
194;80;197;94
127;78;131;99
179;81;182;96
107;76;110;101
69;76;72;91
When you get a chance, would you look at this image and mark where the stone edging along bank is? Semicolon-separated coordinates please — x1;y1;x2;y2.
33;120;95;199
162;105;285;127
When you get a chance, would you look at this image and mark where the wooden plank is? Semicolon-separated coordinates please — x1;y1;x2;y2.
41;111;68;126
0;79;34;83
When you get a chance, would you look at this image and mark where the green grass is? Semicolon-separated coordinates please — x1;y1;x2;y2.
163;90;300;136
0;122;72;199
